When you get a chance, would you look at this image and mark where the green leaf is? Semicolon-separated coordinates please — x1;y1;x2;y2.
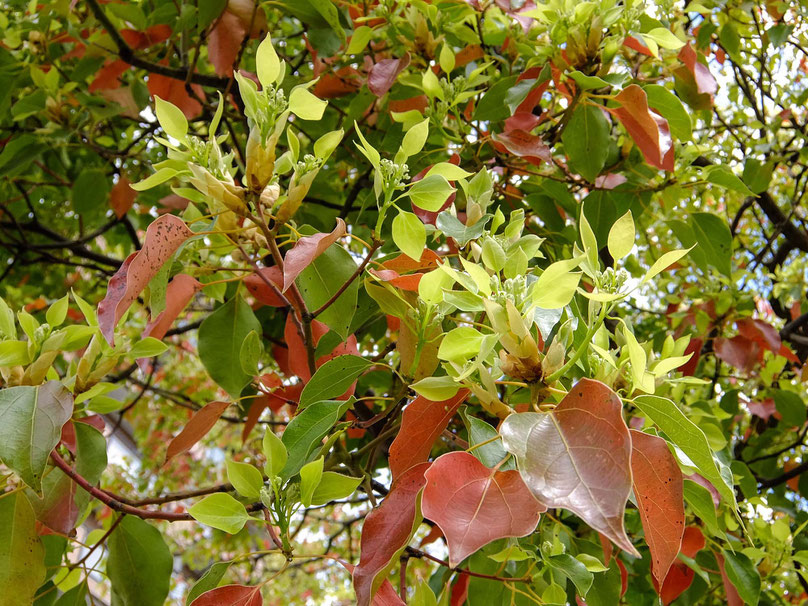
437;326;485;362
645;84;692;141
0;382;73;494
607;211;635;260
280;399;352;479
392;210;426;261
683;479;720;535
310;471;363;505
256;35;281;88
129;337;169;358
459;408;512;469
289;87;327;120
409;175;455;211
45;295;69;327
400;118;429;158
633;395;735;505
643;28;685;49
226;459;264;499
314;129;343;160
299;457;324;506
435;211;490;246
198;0;227;28
474;75;518;122
774;390;806;427
722;551;761;605
0;296;15;339
0;341;31;366
742;158;773;194
426;163;472;180
562;104;610;182
641;247;693;284
130;167;181;191
481;237;506;272
296;242;359;338
532;258;583;309
545;553;594;596
584;561;622;606
0;491;46;605
154;95;188;141
346;26;373;55
263;430;288;478
239;330;262;376
186;561;232;605
703;165;754;195
410;376;460;401
107;516;172;606
189;493;251;534
411;581;438;606
299;355;372;408
72;169;111;215
300;0;346;42
198;295;261;399
690;212;732;276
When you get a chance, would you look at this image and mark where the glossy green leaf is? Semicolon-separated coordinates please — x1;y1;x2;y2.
0;491;45;605
310;471;363;505
263;430;288;478
107;516;172;606
0;381;73;494
198;295;261;399
280;399;352;479
562;104;610;182
296;243;358;339
392;209;426;261
722;550;761;605
299;355;371;408
299;457;324;506
408;175;454;211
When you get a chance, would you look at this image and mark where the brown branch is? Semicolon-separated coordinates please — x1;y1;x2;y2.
312;240;381;318
51;451;263;520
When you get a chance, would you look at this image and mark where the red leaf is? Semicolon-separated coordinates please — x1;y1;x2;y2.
455;45;484;68
388;390;469;480
120;25;172;50
244;266;286;307
736;318;780;353
450;573;471;606
422;451;544;567
388;96;428;114
500;378;638;556
714;335;760;373
630;430;684;586
382;249;441;274
623;35;655;57
208;10;248;77
165;401;230;463
283;315;359;381
678;44;717;97
340;562;406;606
354;462;431;606
491;129;552;167
282;219;347;292
368;53;411;97
109;176;137;218
98;214;194;345
147;70;204;119
609;85;674;171
242;379;300;442
680;337;703;376
89;59;130;92
190;585;262;606
715;552;744;606
314;67;362;98
369;269;422;292
748;398;778;421
143;274;202;340
652;526;705;604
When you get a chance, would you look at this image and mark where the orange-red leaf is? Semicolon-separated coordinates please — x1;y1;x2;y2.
190;585;262;606
282;219;346;292
492;129;552;167
500;378;638;555
98;214;193;345
165;401;230;463
388;390;469;480
143;274;202;340
678;44;717;97
147;70;204;119
208;10;247;77
714;335;760;373
109;176;137;218
354;462;430;606
652;526;705;604
609;85;674;171
89;59;130;92
715;552;744;606
421;451;544;567
244;266;286;307
630;430;684;586
283;315;358;381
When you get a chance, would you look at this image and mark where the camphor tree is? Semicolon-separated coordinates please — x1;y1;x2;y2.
2;0;808;603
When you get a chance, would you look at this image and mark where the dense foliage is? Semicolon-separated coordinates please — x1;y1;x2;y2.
1;0;808;604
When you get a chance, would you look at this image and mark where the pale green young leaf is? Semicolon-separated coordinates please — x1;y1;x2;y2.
310;471;363;505
289;87;327;120
188;493;250;534
256;35;281;87
607;211;635;260
408;175;454;211
410;376;460;401
263;430;288;478
439;44;455;73
154;96;188;142
400;118;429;158
299;457;324;507
45;294;69;327
437;326;485;362
392;210;426;261
226;459;264;499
